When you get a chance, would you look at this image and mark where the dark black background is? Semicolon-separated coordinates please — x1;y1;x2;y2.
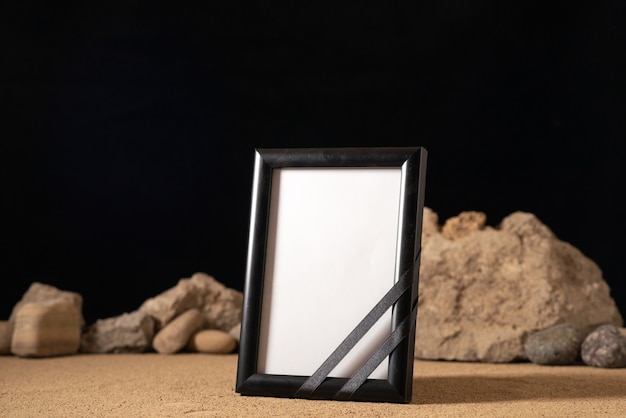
3;2;625;325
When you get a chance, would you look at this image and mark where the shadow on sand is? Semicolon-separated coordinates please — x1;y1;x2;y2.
412;371;626;405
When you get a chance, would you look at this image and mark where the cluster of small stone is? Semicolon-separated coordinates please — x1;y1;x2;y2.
525;322;626;368
0;272;242;357
2;208;624;371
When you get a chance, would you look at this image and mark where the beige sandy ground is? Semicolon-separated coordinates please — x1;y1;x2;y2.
1;353;625;417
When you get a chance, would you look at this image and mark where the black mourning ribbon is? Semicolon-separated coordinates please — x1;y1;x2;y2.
293;259;417;400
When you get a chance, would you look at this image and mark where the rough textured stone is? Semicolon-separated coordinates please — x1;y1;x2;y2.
581;324;626;368
415;208;623;363
152;309;204;354
441;211;487;241
11;300;81;357
186;329;237;354
139;272;242;331
524;323;584;365
229;323;241;342
80;311;155;353
0;320;13;355
10;282;84;326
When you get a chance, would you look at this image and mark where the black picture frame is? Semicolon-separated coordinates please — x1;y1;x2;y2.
236;147;427;403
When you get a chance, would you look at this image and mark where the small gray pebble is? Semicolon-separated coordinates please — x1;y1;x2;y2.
581;324;626;368
524;323;583;365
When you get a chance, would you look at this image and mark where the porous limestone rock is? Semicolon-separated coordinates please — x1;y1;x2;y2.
139;272;242;331
152;308;204;354
186;329;237;354
441;211;487;241
11;299;82;357
10;282;84;326
80;311;155;353
0;321;13;355
415;208;623;363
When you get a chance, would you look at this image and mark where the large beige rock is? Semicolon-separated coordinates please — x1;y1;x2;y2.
9;282;84;327
11;300;82;357
139;272;242;331
0;321;13;355
415;208;623;363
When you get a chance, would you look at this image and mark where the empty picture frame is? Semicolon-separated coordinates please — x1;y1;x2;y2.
236;147;427;404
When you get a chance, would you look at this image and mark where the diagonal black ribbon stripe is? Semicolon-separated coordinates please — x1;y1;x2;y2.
334;303;416;400
293;262;416;399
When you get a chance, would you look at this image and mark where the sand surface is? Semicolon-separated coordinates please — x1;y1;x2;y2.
1;354;626;417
